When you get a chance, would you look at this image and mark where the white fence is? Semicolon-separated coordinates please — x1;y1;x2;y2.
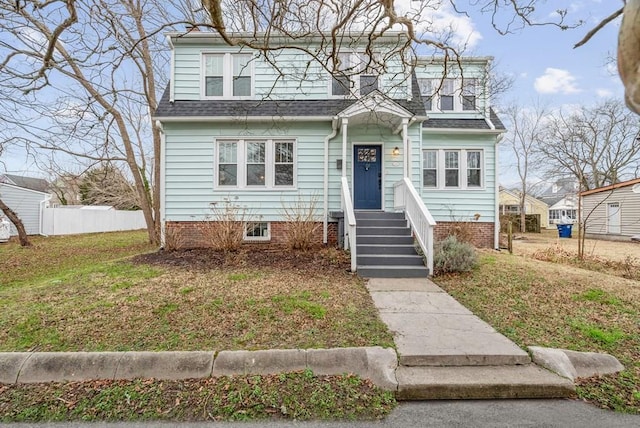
42;207;146;236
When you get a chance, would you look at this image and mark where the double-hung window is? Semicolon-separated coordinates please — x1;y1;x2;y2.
332;53;354;96
204;54;224;97
466;150;482;187
422;149;484;189
203;53;253;98
417;78;436;111
422;150;437;187
462;78;477;111
440;79;455;111
331;52;379;97
216;138;296;188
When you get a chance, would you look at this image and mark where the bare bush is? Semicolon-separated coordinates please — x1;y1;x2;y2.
281;195;321;251
204;197;251;252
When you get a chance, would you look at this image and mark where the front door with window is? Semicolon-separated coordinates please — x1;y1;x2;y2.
353;145;382;209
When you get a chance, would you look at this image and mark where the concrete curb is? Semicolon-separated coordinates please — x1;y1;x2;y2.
0;347;398;391
529;346;625;381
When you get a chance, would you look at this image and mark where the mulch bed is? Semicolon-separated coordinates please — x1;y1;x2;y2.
133;244;352;274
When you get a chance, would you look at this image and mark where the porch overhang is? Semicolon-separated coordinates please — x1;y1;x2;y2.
336;91;418;181
336;91;416;129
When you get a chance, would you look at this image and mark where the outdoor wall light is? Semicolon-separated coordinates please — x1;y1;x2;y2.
392;146;400;156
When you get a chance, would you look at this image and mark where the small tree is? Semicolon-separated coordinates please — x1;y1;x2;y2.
0;198;32;247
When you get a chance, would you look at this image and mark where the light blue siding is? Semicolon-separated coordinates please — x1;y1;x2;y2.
419;133;497;222
171;42;411;101
163;121;424;222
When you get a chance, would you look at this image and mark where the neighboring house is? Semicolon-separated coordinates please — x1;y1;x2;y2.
153;31;505;274
0;181;51;236
498;188;549;229
539;178;579;225
0;174;50;193
580;178;640;239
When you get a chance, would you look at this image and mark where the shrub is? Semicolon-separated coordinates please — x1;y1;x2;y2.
281;195;321;250
433;235;478;275
163;226;186;251
204;197;250;252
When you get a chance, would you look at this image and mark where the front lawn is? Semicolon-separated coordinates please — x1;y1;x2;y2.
0;231;397;422
435;249;640;413
0;232;394;351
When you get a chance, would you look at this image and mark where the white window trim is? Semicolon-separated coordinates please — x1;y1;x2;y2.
244;221;271;241
201;52;254;100
214;138;297;190
329;52;380;98
422;149;485;190
418;77;480;113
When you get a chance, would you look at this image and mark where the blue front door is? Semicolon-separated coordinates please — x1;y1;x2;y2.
353;145;382;210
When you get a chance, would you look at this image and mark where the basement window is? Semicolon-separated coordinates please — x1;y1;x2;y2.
244;222;270;241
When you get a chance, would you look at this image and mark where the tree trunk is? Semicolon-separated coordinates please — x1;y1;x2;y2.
0;198;32;247
519;191;527;233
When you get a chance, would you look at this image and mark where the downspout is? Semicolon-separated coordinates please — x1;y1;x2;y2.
340;118;349;212
494;132;504;249
39;194;52;237
323;118;339;244
155;120;166;247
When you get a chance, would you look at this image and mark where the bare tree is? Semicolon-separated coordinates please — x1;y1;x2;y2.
538;99;640;192
79;164;140;210
502;101;549;232
0;0;175;244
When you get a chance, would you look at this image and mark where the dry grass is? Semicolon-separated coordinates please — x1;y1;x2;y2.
0;234;393;352
435;250;640;413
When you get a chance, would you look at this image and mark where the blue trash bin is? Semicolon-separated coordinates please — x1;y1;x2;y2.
557;224;572;238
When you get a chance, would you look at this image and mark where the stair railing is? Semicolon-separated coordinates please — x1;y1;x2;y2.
393;177;436;274
341;177;357;272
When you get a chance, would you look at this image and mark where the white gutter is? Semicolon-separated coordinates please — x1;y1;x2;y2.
323;118;339;244
153;115;335;123
423;127;503;135
155;120;166;248
39;194;52;237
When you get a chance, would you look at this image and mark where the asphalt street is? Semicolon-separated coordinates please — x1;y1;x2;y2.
3;399;639;428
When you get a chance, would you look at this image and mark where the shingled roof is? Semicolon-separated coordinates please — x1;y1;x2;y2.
0;174;50;193
422;108;505;130
154;74;427;119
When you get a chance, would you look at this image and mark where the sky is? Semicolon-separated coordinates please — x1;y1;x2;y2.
1;1;627;186
438;1;625;187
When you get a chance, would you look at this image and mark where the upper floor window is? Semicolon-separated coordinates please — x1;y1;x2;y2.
203;53;253;98
422;149;484;190
215;138;296;189
417;77;480;112
331;52;379;97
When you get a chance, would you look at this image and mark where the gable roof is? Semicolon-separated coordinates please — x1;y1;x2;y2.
499;188;548;207
580;177;640;197
0;174;49;193
154;73;427;120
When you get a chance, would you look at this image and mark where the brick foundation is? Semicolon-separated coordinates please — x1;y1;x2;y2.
434;221;495;248
164;221;338;249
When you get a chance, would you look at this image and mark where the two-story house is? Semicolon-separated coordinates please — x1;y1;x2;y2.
153;30;505;276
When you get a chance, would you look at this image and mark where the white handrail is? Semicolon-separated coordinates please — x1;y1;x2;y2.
394;177;436;274
341;177;357;272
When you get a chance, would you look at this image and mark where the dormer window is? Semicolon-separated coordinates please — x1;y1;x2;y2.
203;53;253;99
462;79;477;111
331;52;379;97
417;77;480;112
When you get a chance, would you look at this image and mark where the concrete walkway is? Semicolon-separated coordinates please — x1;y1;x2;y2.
366;277;575;399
